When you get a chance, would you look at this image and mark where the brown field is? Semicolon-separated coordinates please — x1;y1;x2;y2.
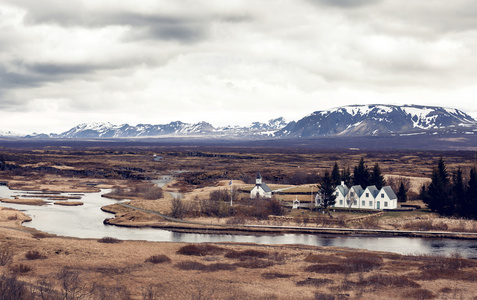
1;210;477;299
2;145;477;298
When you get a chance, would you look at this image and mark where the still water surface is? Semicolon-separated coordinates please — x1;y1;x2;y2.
1;186;476;258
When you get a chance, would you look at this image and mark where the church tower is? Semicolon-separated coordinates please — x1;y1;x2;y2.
256;172;262;185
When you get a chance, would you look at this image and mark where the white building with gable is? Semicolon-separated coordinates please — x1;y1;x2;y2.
332;181;398;209
250;172;273;199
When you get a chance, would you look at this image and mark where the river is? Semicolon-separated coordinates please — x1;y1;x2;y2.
1;186;476;258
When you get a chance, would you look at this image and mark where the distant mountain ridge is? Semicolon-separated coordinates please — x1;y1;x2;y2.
49;117;288;139
275;104;476;138
1;105;476;139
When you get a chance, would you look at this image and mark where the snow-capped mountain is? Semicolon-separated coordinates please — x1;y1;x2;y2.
3;105;476;139
0;130;25;137
275;104;476;138
52;118;288;139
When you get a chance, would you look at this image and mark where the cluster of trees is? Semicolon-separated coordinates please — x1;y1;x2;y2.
319;157;409;209
328;157;386;190
421;158;477;219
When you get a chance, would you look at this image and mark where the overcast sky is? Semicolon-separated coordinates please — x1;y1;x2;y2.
1;0;477;134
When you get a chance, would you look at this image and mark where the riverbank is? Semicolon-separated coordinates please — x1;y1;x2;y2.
1;206;477;299
102;202;477;240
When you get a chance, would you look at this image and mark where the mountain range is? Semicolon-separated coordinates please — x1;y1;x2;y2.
3;104;476;139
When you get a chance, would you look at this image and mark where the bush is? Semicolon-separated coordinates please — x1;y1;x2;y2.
25;250;46;260
32;232;49;239
170;198;186;219
176;244;225;256
0;246;13;266
10;264;33;274
145;255;171;264
403;288;436;299
304;254;336;264
0;275;28;299
224;249;269;260
261;272;294;279
98;237;122;244
174;261;208;271
205;263;237;272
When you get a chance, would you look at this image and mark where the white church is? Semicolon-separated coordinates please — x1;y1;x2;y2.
250;172;273;199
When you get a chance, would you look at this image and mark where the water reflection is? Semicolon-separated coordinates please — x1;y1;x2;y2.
1;186;476;258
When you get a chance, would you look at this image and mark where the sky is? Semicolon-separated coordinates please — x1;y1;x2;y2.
1;0;477;134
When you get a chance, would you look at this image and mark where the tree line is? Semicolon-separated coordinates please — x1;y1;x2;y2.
420;157;477;219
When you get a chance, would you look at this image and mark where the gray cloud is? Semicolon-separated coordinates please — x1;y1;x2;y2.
0;0;476;133
308;0;382;8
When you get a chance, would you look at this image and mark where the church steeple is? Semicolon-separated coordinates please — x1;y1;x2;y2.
256;171;262;185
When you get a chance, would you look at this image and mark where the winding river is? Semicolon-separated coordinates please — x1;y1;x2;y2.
1;186;477;258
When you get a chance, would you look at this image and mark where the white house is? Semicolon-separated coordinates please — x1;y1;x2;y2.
345;185;364;208
332;182;398;209
334;182;349;207
375;186;398;209
360;186;379;209
250;172;272;199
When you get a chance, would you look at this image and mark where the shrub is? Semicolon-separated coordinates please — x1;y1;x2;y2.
174;261;208;271
261;272;294;279
0;246;13;266
25;250;46;260
314;292;335;300
304;254;337;264
145;255;171;264
403;288;436;299
176;244;225;256
10;264;33;274
225;249;269;260
235;259;274;269
32;232;49;239
0;275;28;299
98;237;123;244
170;198;186;219
205;263;237;272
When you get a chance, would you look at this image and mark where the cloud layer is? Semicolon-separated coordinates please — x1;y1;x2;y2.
1;0;477;133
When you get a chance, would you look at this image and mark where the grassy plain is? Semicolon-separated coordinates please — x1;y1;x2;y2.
1;145;477;298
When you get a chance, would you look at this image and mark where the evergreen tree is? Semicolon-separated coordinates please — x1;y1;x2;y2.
370;163;386;190
331;162;341;187
352;157;370;189
397;181;407;202
319;171;337;209
341;166;351;186
452;167;464;217
422;158;452;215
464;167;477;219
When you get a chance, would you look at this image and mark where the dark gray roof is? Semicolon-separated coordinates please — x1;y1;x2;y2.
350;185;364;198
382;186;397;200
336;185;349;196
365;185;379;198
257;182;272;193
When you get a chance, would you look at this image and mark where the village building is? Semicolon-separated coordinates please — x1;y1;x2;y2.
250;172;272;199
331;182;398;209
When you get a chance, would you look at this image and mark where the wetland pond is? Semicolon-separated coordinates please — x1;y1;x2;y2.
1;186;477;258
